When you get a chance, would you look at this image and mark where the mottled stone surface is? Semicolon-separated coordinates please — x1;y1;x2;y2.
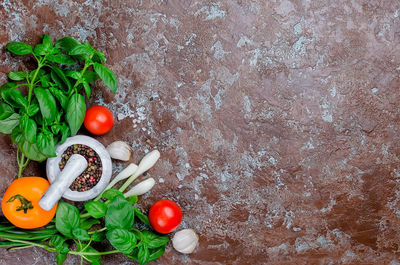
1;0;400;264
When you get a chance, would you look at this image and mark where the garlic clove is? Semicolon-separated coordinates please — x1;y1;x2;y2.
124;177;156;197
172;229;199;254
106;141;132;161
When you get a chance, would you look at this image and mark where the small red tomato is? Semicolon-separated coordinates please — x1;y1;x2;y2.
84;105;114;135
149;200;182;234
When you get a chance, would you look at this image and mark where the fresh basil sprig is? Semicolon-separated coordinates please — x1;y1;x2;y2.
0;191;169;265
0;34;118;178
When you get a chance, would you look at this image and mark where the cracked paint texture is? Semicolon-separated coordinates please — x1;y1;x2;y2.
1;0;400;264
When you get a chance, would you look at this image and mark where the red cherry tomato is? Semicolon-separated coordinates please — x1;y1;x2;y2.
149;200;182;234
84;105;114;135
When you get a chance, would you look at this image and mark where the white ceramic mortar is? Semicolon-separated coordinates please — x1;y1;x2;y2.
42;135;112;207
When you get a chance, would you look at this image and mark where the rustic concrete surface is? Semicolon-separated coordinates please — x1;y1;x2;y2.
1;0;400;264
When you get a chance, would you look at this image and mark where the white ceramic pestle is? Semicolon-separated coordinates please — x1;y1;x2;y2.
39;154;88;211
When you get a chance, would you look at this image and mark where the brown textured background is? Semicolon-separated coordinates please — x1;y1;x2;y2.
1;0;400;264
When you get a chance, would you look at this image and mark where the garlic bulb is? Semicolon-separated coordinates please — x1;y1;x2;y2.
124;178;155;197
106;141;131;161
172;229;199;254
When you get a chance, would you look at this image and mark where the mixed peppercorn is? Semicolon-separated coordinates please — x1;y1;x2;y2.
59;144;102;191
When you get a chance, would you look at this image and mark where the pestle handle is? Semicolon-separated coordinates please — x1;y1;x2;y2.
39;154;88;211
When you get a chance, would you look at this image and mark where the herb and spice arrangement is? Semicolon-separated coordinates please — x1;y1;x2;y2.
0;34;117;178
0;35;199;264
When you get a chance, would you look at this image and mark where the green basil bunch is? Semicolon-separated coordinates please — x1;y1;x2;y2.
0;189;169;265
0;34;118;177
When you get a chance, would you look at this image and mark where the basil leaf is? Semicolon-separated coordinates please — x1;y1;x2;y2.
50;235;69;254
105;196;134;230
134;208;150;227
102;189;124;201
80;219;100;230
21;139;47;162
93;50;106;63
40;74;51;87
49;65;72;91
6;42;32;55
93;63;117;93
33;44;46;56
27;104;39;117
91;231;106;242
72;227;90;241
41;34;52;50
0;113;20;134
65;70;81;80
11;127;23;144
137;244;150;265
2;89;27;108
141;231;169;249
50;70;65;90
0;103;14;120
55;111;62;123
49;86;68;110
34;111;43;125
55;201;81;238
47;54;75;65
83;71;99;83
59;123;70;143
56;253;67;265
51;124;61;134
69;44;94;56
66;92;86;135
127;195;138;205
106;228;137;254
22;116;37;143
127;248;140;262
0;82;17;97
37;131;56;157
8;71;26;81
55;37;80;53
82;80;91;98
131;228;143;241
148;245;166;262
35;87;57;124
49;47;62;54
20;115;27;127
84;201;107;218
80;245;101;265
50;235;64;249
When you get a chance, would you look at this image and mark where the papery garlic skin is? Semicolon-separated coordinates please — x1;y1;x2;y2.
106;141;132;161
172;229;199;254
124;177;155;197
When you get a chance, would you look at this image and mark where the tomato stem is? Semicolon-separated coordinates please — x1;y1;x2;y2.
6;194;34;214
